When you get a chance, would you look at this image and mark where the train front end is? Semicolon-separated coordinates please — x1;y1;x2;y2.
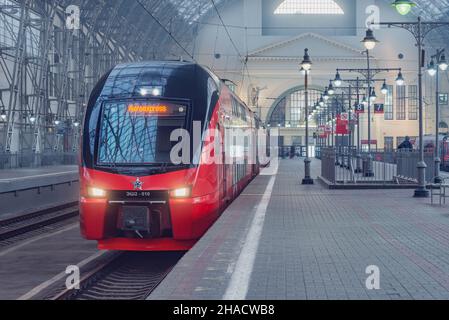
79;62;221;251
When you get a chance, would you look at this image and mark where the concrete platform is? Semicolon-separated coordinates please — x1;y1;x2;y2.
0;165;78;193
0;165;79;219
150;159;449;300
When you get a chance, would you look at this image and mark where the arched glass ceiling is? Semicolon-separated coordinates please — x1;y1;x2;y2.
381;0;449;47
56;0;449;60
409;0;449;20
58;0;233;61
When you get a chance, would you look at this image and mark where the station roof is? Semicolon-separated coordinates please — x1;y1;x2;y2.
383;0;449;46
59;0;232;60
59;0;449;59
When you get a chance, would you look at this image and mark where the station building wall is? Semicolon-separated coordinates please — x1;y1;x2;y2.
194;0;448;149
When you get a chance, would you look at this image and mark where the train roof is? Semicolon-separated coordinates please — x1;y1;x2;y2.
89;60;265;125
96;61;220;100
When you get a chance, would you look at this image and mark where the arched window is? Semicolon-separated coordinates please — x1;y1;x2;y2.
274;0;344;15
439;121;449;133
268;88;322;128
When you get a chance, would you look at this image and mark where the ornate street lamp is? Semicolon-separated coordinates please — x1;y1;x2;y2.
375;16;449;197
396;71;405;86
301;48;312;71
362;29;379;50
334;71;342;87
381;81;389;95
439;53;448;71
328;81;335;96
319;96;325;107
391;0;416;16
323;87;330;101
362;96;368;106
361;28;378;177
370;88;377;102
301;48;314;185
427;59;437;77
428;49;448;184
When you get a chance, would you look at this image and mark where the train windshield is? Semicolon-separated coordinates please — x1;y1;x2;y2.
97;101;187;166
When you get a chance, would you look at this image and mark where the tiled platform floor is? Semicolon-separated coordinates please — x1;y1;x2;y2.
151;159;449;300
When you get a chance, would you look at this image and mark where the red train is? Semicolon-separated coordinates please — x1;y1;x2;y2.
80;61;267;251
416;134;449;169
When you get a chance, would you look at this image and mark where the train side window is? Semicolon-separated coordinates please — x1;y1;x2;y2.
230;98;233;116
244;136;248;168
240;105;247;122
207;78;219;116
235;99;238;117
234;98;240;118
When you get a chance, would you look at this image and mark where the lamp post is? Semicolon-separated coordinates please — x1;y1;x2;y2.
318;96;327;146
376;16;449;197
328;103;336;147
333;73;394;173
328;105;331;147
332;81;389;170
427;49;448;184
355;78;362;172
329;87;352;164
361;28;379;177
336;68;404;173
301;48;314;185
334;89;355;146
314;100;326;149
317;104;323;149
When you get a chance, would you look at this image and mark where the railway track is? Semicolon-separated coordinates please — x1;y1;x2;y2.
0;202;79;246
52;251;183;300
1;203;181;300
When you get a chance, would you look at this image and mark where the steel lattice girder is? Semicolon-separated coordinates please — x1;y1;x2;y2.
0;0;231;153
58;0;230;59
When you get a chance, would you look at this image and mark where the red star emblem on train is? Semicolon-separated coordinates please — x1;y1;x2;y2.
133;178;143;191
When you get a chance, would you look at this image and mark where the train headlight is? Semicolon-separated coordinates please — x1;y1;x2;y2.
170;187;191;198
88;187;107;198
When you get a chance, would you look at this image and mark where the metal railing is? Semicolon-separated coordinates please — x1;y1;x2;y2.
315;146;323;160
320;147;435;185
396;150;435;183
321;148;336;183
0;152;78;170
